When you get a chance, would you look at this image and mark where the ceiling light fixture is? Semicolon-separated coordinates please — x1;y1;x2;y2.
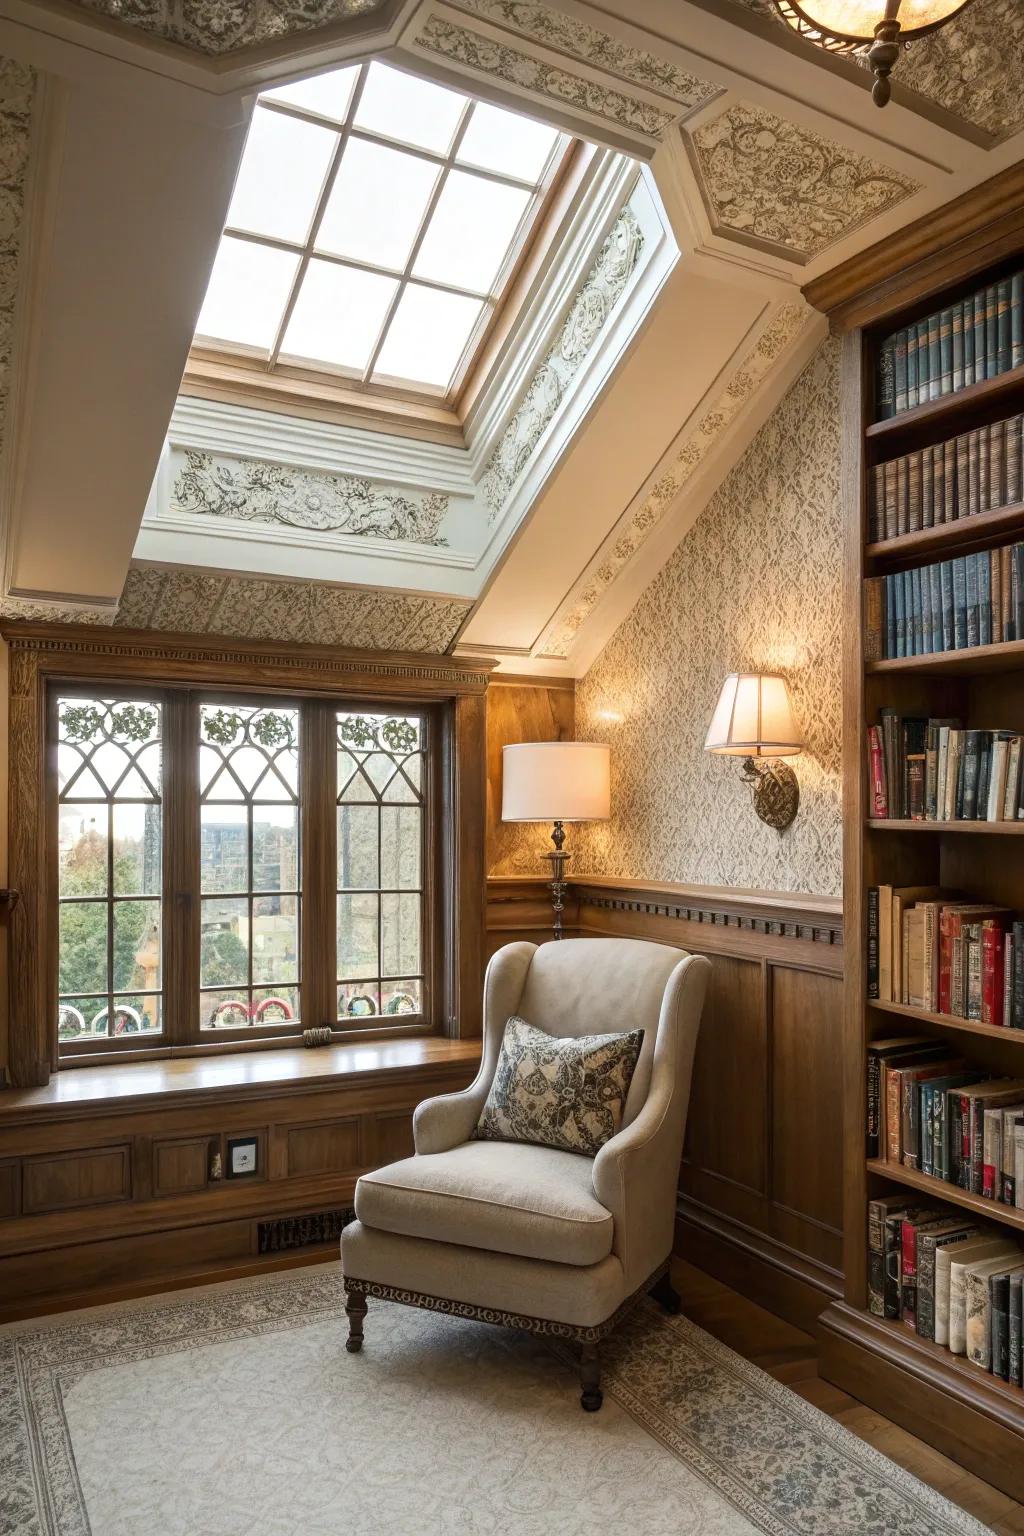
770;0;976;106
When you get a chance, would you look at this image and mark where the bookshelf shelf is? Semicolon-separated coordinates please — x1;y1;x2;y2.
866;640;1024;676
866;1158;1024;1233
867;818;1024;834
866;361;1024;442
865;500;1024;566
837;1310;1024;1420
870;997;1024;1043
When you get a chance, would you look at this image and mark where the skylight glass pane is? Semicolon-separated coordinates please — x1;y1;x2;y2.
457;103;561;183
316;140;439;271
196;237;299;350
354;62;465;154
413;171;531;295
226;107;337;244
262;64;358;123
280;259;398;371
373;285;483;390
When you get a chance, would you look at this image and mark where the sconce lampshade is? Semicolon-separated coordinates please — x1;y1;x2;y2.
704;675;803;760
501;741;611;823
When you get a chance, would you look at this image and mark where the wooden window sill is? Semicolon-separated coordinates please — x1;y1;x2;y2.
0;1037;481;1124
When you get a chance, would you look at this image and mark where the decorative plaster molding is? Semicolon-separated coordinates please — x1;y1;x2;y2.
64;0;388;56
480;201;645;521
539;301;810;658
447;0;721;111
414;16;676;140
0;594;116;626
721;0;1024;142
115;565;472;653
688;101;919;262
171;448;450;545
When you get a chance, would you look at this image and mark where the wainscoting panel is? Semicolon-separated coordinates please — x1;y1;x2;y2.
486;875;844;1332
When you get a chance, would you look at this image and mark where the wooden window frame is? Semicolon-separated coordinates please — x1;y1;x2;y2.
5;624;492;1087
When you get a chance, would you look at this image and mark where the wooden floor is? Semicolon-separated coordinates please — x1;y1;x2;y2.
673;1259;1024;1535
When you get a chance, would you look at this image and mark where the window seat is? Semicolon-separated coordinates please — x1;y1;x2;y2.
0;1037;481;1125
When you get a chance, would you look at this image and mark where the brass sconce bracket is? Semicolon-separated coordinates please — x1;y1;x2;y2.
739;757;800;832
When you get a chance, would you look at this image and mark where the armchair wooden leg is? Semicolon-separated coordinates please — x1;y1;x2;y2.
345;1285;367;1353
579;1341;602;1412
649;1271;681;1315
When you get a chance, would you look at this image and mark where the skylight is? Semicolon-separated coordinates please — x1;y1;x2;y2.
195;61;567;398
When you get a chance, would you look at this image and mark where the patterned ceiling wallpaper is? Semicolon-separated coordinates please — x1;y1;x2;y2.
115;566;471;652
64;0;386;56
573;336;842;897
724;0;1024;140
688;101;918;260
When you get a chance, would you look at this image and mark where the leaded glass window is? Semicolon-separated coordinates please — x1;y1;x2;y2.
200;703;301;1030
337;711;425;1020
56;697;163;1043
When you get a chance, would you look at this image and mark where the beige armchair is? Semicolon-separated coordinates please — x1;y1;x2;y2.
340;936;710;1409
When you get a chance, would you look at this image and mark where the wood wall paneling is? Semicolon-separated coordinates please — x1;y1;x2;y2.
22;1144;132;1214
487;875;844;1330
152;1136;211;1196
285;1118;361;1177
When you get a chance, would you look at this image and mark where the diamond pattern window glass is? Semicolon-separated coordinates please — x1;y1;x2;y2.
56;697;163;1047
193;61;568;398
336;711;425;1023
199;703;301;1033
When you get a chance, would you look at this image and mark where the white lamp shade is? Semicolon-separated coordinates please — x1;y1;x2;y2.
502;741;611;823
704;674;803;759
779;0;972;41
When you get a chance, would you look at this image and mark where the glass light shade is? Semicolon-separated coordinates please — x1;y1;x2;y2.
501;742;610;823
778;0;972;41
704;675;803;759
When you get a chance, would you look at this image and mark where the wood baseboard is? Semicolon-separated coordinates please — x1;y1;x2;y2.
818;1301;1024;1502
675;1198;841;1336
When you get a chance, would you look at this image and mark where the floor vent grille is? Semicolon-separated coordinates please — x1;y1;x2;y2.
257;1207;354;1253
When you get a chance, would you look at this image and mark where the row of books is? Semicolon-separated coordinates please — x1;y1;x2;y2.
868;1193;1024;1386
867;715;1024;822
867;889;1024;1027
864;544;1024;660
877;272;1024;419
867;1038;1024;1204
869;413;1024;544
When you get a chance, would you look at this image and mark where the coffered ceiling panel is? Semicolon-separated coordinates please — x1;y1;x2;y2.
687;100;920;262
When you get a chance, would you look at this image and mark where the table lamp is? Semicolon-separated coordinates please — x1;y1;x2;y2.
501;741;611;939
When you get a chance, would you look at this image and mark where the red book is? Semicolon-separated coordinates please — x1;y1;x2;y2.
868;725;888;818
982;920;1006;1027
938;908;954;1015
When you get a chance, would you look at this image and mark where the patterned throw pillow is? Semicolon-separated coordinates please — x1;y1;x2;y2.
473;1016;644;1158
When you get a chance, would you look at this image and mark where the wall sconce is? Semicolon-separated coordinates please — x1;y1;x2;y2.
501;741;611;939
704;674;803;832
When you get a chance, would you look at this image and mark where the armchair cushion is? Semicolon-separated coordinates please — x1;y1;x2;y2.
353;1140;614;1266
473;1016;644;1157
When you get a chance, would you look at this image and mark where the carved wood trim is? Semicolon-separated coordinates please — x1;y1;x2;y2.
803;163;1024;334
0;623;497;696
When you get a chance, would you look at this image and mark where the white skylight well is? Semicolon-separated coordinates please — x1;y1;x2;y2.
195;61;568;398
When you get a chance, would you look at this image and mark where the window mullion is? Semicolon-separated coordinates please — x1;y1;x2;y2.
299;698;336;1033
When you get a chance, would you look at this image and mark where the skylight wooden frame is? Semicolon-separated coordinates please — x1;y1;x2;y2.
192;61;572;409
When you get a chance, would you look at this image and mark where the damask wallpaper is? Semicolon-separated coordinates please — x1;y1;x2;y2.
115;566;471;653
574;337;842;896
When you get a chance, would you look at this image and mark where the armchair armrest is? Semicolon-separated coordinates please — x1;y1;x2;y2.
413;941;536;1156
592;953;710;1291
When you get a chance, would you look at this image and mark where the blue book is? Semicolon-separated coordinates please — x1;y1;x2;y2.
1013;273;1024;370
940;561;954;652
912;565;925;654
885;573;897;658
979;550;992;645
953;557;968;648
963;299;975;386
966;553;980;647
974;292;988;381
928;562;943;652
894;569;907;657
998;278;1012;374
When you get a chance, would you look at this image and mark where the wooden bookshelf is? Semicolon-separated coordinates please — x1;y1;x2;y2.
830;249;1024;1498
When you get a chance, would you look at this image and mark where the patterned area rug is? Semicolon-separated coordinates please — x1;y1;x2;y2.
1;1264;990;1536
